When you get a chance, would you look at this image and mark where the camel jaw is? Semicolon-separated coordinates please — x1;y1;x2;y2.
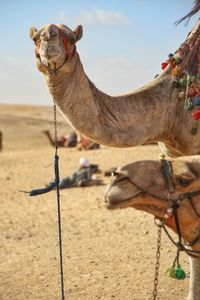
105;197;139;210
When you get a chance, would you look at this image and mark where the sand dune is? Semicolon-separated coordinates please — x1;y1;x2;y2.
0;104;189;300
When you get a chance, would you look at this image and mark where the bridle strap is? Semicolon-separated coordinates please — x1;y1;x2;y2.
161;159;175;193
58;28;77;58
188;193;200;218
159;159;200;257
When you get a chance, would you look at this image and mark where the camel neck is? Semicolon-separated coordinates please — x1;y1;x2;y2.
44;55;177;147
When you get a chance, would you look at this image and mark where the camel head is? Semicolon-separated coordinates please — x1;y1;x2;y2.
29;24;83;73
105;156;200;246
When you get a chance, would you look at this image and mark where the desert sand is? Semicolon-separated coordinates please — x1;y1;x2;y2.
0;104;189;300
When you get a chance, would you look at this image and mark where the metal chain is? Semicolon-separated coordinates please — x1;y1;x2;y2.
53;100;58;152
153;219;163;300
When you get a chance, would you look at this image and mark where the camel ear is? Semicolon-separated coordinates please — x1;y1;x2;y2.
29;27;38;40
74;25;83;42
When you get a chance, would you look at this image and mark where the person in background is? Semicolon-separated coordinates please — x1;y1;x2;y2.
46;157;102;189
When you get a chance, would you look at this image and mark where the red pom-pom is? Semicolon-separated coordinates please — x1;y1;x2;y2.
166;215;173;226
188;87;198;97
192;109;200;121
161;62;168;70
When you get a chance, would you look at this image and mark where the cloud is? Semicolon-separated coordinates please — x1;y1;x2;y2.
107;55;130;66
77;8;131;26
53;10;68;23
53;8;130;27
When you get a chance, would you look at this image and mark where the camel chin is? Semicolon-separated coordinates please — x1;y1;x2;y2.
105;197;137;210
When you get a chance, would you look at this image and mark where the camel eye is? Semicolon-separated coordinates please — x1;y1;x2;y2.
178;178;192;187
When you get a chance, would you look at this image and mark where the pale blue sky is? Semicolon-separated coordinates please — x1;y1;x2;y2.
0;0;199;105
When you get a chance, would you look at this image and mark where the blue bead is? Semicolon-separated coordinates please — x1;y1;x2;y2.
194;96;200;106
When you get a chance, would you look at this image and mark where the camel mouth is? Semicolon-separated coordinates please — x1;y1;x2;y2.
105;197;138;210
40;49;60;60
104;177;143;210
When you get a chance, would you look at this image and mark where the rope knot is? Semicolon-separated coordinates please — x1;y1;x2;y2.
176;242;184;251
172;202;180;209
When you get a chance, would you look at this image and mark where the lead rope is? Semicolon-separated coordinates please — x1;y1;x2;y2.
53;103;65;300
20;84;66;298
153;219;163;300
52;72;65;300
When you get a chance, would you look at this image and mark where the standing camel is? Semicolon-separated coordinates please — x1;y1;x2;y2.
29;19;200;157
105;156;200;300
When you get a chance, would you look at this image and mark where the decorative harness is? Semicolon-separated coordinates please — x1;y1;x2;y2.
35;26;77;73
112;158;200;258
160;159;200;258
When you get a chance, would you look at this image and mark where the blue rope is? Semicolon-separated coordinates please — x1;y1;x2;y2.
54;152;65;300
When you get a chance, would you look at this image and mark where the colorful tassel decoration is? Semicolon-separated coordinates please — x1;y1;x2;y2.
194;96;200;106
165;267;177;279
161;61;168;70
175;266;186;280
165;265;186;280
191;109;200;121
184;98;194;111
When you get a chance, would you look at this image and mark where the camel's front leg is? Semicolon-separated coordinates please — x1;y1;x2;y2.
187;257;200;300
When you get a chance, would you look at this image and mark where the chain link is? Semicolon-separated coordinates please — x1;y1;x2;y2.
153;220;162;300
53;99;58;150
52;73;59;153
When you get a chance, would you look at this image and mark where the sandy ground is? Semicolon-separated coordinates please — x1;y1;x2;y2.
0;104;190;300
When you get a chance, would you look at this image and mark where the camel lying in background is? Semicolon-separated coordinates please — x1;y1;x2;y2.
105;156;200;300
29;20;200;157
42;130;77;147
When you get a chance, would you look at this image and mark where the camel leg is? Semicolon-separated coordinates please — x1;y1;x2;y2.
187;257;200;300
